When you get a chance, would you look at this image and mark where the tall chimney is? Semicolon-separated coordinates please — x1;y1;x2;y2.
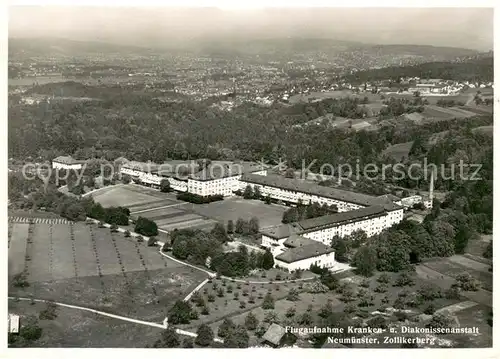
429;168;435;202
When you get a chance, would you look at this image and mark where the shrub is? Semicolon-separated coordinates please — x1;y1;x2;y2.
377;273;390;284
394;272;414;287
417;284;442;301
367;316;388;329
445;286;461;300
455;272;480;291
374;283;388;293
147;236;158;247
423;303;436;315
360;278;371;288
124;230;131;238
394;311;408;322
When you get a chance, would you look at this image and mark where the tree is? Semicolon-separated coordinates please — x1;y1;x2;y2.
168;300;194;324
195;324;214;347
299;312;313;325
211;222;229;242
134;216;158;237
245;312;259;331
218;318;236;338
154;328;180;348
243;185;254;199
285;168;295;178
286;306;296;318
331;236;350;262
261;250;274;270
282;208;299;223
286;288;300;301
224;325;249;348
182;338;194;348
248;217;260;234
227;220;234;234
262;292;275;309
253;186;262;199
147;236;157;247
427;313;452;331
235;217;246;234
160;179;171;193
352;246;377;276
394;272;415;287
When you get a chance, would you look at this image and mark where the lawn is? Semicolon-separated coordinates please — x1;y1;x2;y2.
192;198;287;229
92;184;178;208
382;141;414;162
8;220;209;322
8;300;164;348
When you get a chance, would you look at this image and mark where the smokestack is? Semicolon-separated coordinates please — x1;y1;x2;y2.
429;169;435;202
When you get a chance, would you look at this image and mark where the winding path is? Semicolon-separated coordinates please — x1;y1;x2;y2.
8;296;223;343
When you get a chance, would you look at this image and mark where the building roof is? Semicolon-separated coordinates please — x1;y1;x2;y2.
190;161;265;181
275;241;334;263
260;223;303;240
52;156;84;165
298;205;387;231
241;174;378;206
262;323;287;346
261;203;402;238
283;234;319;248
122;161;160;172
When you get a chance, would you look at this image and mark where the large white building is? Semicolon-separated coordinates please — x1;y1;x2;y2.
120;160;267;196
240;173;386;212
51;156;85;170
260;203;404;271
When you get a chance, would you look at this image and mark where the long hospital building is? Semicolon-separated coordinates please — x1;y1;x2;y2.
118;159;406;272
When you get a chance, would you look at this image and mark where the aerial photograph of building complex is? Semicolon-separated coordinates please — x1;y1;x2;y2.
6;5;494;351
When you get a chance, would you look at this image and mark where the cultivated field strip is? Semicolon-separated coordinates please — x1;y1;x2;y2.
23;223;35;277
8;223;29;276
29;223;52;282
9;216;70;224
73;224;99;278
8;222;13;249
132;207;184;218
127;199;178;213
160;218;217;232
109;232;129;279
51;224;77;280
88;224;106;294
69;222;79;280
147;213;201;224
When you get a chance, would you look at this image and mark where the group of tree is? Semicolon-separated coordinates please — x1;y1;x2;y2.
134;216;158;237
281;202;337;224
86;201;130;225
210;245;274;277
176;192;223;204
233;217;260;236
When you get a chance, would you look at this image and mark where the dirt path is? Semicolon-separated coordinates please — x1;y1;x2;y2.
8;296;223;343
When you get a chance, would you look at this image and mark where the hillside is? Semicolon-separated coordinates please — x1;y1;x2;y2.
345;56;493;83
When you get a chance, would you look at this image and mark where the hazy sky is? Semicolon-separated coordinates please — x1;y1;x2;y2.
8;7;494;50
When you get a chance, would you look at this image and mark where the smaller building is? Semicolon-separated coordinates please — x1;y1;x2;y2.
274;236;336;271
8;314;19;334
262;323;287;347
51;156;84;170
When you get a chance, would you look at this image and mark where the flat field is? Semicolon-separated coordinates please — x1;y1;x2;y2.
191;198;287;229
8;300;164;348
8;220;208;322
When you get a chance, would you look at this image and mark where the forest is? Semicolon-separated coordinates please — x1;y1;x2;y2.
344;56;493;83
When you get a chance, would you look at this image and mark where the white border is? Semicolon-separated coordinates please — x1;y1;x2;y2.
1;2;498;359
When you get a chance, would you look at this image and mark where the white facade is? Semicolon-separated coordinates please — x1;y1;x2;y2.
275;251;336;271
190;170;267;197
261;207;404;262
239;181;364;212
52;161;83;170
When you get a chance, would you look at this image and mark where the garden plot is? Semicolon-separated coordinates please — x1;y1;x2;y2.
28;224;52;282
8;223;29;277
